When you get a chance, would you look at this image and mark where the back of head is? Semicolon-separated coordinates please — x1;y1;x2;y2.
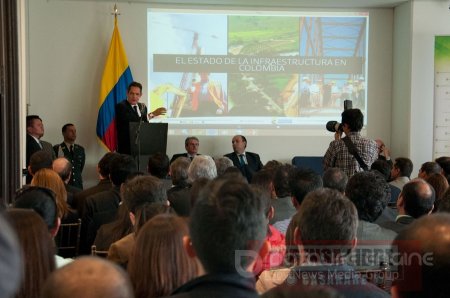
7;209;55;298
31;168;68;218
251;170;274;198
420;162;442;178
128;214;197;297
41;256;133;298
370;159;392;181
52;157;72;182
425;173;448;201
29;150;53;174
435;156;450;174
345;171;390;222
147;152;169;178
289;168;323;205
341;108;363;132
393;213;450;298
98;152;118;178
273;164;294;198
121;175;168;214
322;167;348;193
402;179;435;218
110;154;137;186
297;188;357;250
188;155;217;181
190;178;266;273
394;157;414;178
0;212;22;298
214;156;234;176
13;186;58;230
170;157;190;186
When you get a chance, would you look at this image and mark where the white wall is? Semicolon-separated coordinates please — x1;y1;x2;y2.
407;1;450;173
24;1;394;187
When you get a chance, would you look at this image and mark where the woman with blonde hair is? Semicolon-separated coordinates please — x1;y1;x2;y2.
128;213;199;297
31;168;77;223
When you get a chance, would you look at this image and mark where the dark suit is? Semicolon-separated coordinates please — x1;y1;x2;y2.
26;134;55;183
224;151;263;182
170;153;199;164
115;100;148;155
79;187;121;255
53;142;85;189
73;179;112;217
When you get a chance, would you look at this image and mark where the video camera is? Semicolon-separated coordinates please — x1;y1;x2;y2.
326;100;353;133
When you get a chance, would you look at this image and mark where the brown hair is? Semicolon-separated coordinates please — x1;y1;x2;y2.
128;214;198;298
31;168;69;218
426;173;449;202
7;209;55;298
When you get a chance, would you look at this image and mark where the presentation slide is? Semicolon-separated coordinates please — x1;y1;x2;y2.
147;10;368;136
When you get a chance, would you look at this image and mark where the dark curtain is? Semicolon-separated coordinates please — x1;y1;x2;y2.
0;0;20;209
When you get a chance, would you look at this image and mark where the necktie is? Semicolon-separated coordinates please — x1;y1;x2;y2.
133;105;139;117
69;145;74;154
239;154;245;166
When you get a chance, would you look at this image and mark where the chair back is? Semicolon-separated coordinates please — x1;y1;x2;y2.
91;245;109;258
54;218;81;258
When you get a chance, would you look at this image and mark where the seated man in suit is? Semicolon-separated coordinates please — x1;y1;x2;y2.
170;136;200;163
224;135;263;182
380;178;435;233
169;177;267;298
262;188;389;298
115;81;166;155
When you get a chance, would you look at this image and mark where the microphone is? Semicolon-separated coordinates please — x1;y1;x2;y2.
326;121;343;133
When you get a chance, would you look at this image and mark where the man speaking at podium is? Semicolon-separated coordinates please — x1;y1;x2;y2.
116;81;166;155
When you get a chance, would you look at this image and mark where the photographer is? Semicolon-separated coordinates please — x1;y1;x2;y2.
323;108;378;177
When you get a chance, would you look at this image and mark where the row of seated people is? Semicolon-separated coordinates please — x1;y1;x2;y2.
9;148;450;297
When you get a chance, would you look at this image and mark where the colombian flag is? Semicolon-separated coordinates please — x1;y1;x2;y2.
96;16;133;151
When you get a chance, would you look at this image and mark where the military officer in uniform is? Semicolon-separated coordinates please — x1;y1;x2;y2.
53;123;85;190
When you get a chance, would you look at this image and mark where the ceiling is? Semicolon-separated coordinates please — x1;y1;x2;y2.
66;0;413;9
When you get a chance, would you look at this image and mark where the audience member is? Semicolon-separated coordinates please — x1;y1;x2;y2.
323;109;378;177
170;136;200;163
270;164;296;225
371;159;401;204
73;152;116;216
438;188;450;213
107;175;169;267
27;150;53;178
80;154;137;254
390;157;413;191
392;214;450;298
93;203;133;252
6;209;55;298
0;212;22;298
214;156;234;177
13;186;72;268
30;168;78;224
52;157;81;207
345;171;397;256
189;177;210;208
381;179;435;233
322;167;348;193
425;173;448;208
147;152;172;190
53;123;85;189
41;256;133;298
273;168;323;234
169;178;267;297
261;188;389;298
224;135;263;182
251;185;286;276
251;169;276;200
418;161;442;180
167;157;191;217
375;139;392;165
187;155;217;181
129;214;198;298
